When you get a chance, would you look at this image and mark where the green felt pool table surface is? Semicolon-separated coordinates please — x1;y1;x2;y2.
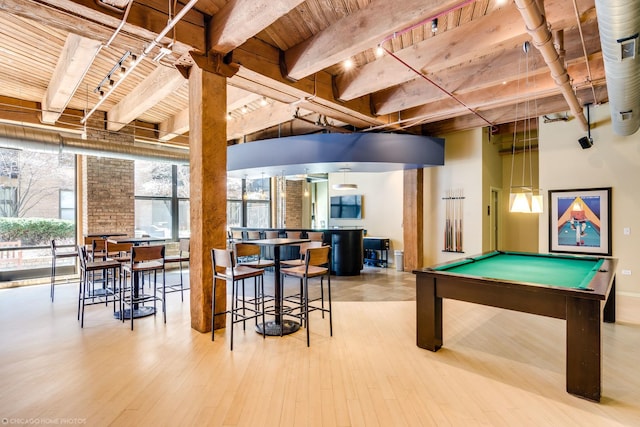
433;251;604;290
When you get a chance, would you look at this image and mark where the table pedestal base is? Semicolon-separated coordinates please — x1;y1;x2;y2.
256;320;300;336
114;306;156;320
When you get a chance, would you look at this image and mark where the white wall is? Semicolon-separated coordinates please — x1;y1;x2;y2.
539;104;640;295
423;128;484;267
501;148;540;252
328;171;404;263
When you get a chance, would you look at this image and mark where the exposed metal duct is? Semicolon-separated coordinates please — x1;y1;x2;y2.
595;0;640;136
515;0;589;132
0;124;188;164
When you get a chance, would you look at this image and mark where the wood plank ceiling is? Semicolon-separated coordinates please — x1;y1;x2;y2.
0;0;606;149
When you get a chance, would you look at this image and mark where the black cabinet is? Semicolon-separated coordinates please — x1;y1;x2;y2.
330;230;364;276
363;237;390;267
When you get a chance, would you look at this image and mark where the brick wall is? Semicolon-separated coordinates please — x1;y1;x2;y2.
81;115;135;235
82;156;135;235
286;180;303;228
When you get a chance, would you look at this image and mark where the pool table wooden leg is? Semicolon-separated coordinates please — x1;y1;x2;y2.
416;275;442;351
566;297;602;402
603;277;616;323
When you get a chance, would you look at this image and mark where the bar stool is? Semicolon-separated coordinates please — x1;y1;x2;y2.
263;230;279;259
280;241;324;268
281;246;332;346
120;245;166;330
306;231;324;242
246;231;261;240
77;245;121;327
211;248;266;350
50;240;77;302
234;242;275;307
105;240;133;262
264;230;279;239
234;242;275;270
163;238;190;301
91;238;108;261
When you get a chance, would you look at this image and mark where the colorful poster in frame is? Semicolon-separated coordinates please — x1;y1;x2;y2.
548;187;612;256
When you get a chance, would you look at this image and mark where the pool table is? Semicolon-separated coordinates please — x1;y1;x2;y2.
414;251;617;402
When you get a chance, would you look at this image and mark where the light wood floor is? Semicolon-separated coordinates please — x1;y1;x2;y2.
1;267;639;426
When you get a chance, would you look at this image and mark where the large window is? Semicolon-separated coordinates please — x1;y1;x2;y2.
227;176;270;228
59;189;75;221
134;161;190;240
227;177;242;228
0;148;76;281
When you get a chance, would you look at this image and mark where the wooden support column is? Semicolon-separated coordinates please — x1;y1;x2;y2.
403;169;423;271
188;65;228;332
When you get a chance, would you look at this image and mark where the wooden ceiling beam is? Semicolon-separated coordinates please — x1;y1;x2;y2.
374;25;603;115
107;65;186;131
158;86;265;141
158;107;189;141
0;0;205;55
282;0;466;81
399;58;605;126
227;102;307;140
41;33;101;124
0;95;83;132
208;0;306;54
335;0;597;102
227;91;262;112
421;86;608;135
230;38;381;129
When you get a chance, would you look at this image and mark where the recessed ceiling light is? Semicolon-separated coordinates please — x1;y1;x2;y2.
343;58;354;69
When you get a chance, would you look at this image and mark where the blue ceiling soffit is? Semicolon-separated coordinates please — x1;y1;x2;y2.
227;132;445;178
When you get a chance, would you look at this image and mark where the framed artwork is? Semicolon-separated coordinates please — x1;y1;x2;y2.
548;187;612;256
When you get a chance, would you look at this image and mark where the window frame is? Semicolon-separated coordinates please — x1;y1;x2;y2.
134;163;189;241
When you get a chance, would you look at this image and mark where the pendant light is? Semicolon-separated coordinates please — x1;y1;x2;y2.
332;167;358;190
509;41;543;214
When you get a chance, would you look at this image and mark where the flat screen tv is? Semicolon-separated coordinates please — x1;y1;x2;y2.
330;195;362;219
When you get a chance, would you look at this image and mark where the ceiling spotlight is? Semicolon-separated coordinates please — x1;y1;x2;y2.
343;58;354;70
118;66;126;78
260;96;268;106
241;105;248;114
375;45;384;57
431;18;438;34
226;112;232;121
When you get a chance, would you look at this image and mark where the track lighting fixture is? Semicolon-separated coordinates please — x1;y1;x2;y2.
94;51;133;97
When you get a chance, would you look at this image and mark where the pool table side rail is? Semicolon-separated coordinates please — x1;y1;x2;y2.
414;252;616;301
